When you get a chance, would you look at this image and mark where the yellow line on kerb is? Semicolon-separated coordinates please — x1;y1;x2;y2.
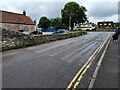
66;35;110;90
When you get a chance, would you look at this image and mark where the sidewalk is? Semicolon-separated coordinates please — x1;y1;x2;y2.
93;37;119;89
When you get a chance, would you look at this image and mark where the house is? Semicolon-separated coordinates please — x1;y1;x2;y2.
0;10;35;33
73;22;96;31
97;21;114;29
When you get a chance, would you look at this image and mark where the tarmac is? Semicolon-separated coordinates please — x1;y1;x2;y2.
93;35;119;89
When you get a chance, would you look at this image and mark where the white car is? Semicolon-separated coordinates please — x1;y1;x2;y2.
19;30;30;35
53;29;69;34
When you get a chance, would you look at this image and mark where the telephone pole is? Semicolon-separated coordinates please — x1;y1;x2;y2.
69;14;71;30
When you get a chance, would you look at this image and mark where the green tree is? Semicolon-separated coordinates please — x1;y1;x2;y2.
38;16;50;29
114;22;120;28
50;17;67;29
61;2;87;30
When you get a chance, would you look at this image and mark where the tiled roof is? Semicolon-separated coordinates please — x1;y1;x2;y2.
0;10;35;25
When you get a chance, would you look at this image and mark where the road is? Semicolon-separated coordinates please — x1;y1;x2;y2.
2;32;112;88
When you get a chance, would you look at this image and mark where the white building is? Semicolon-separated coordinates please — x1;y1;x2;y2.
73;23;96;31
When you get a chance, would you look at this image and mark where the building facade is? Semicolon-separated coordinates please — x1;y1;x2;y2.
97;21;114;29
0;10;35;33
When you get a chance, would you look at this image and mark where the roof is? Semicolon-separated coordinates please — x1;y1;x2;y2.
0;10;35;25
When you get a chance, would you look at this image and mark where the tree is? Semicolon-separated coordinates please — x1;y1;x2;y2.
114;22;120;28
38;16;51;29
61;2;87;30
50;17;67;29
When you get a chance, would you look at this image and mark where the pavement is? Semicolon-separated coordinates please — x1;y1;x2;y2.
93;35;119;89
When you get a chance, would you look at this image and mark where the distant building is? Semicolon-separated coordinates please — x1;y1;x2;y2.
73;22;96;31
0;10;35;33
97;21;114;29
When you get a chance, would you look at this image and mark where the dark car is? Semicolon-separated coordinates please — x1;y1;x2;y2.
31;28;43;35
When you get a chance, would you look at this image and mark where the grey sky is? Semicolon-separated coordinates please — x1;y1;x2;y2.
0;0;119;24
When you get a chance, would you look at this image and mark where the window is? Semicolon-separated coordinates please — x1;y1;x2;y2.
108;23;111;25
104;23;107;25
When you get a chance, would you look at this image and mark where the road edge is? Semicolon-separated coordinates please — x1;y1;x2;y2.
88;34;112;89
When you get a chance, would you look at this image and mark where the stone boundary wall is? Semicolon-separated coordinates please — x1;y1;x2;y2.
1;29;87;52
0;23;35;33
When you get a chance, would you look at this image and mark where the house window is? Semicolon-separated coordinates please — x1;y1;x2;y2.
108;23;111;25
104;23;107;25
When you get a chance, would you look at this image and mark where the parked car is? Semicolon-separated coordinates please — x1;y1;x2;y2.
31;28;43;35
36;28;43;35
53;29;69;34
43;28;58;32
18;30;30;35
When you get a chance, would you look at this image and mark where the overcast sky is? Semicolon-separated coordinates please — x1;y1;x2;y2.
0;0;120;24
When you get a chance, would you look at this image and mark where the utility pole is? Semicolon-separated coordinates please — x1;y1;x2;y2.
69;14;71;30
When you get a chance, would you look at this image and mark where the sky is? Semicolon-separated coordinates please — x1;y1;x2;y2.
0;0;120;24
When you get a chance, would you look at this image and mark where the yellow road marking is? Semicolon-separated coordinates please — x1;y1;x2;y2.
78;76;83;82
73;82;79;89
67;53;98;89
66;35;110;90
66;44;102;89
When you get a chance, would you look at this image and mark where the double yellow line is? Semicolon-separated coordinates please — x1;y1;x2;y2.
66;35;110;90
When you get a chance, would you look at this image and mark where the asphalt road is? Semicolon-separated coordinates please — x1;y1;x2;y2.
2;32;112;88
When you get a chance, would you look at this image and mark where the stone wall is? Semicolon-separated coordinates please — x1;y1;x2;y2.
0;23;35;33
1;29;87;52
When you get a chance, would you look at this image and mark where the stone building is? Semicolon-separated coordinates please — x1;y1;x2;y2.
0;10;35;33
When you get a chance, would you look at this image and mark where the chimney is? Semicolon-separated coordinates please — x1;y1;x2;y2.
34;20;36;25
23;10;26;16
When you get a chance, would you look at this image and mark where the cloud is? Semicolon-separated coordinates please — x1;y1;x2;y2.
1;2;65;21
0;0;119;24
87;2;118;17
79;1;119;23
